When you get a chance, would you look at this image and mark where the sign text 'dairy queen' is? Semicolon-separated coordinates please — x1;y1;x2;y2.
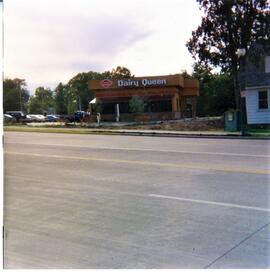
117;78;167;87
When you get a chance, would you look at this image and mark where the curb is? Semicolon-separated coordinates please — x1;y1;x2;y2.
80;130;270;140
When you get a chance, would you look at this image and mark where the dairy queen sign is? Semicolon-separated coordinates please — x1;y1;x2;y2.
117;78;167;87
100;79;113;88
100;78;167;88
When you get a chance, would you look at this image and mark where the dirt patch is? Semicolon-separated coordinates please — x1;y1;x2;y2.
105;117;224;131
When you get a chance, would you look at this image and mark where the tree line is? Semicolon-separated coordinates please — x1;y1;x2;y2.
3;66;133;115
3;64;236;117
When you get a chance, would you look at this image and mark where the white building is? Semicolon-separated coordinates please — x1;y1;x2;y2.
245;52;270;125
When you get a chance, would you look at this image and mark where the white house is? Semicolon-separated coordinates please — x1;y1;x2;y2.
244;51;270;125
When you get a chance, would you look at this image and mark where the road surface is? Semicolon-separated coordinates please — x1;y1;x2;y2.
4;131;270;268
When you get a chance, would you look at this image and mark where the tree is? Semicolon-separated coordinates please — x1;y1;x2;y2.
203;73;235;116
67;71;105;112
191;62;214;116
3;78;30;112
28;97;42;114
191;62;235;116
129;96;145;113
186;0;270;108
54;83;68;114
180;70;193;79
103;66;133;79
29;87;54;114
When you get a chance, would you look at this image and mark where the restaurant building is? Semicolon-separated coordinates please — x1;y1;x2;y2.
88;74;199;121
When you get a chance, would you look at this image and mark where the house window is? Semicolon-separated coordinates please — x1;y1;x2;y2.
258;90;268;109
265;56;270;73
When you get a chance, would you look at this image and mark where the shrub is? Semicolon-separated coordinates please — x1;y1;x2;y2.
129;96;145;113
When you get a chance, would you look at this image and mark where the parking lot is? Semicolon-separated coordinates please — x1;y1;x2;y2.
4;131;270;268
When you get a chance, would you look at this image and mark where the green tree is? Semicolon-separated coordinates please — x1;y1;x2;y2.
54;83;68;114
103;66;133;79
191;62;214;116
186;0;270;108
28;97;42;114
3;78;30;112
92;102;103;114
29;87;54;114
202;73;235;116
180;70;192;79
67;71;105;112
129;96;145;113
189;62;236;116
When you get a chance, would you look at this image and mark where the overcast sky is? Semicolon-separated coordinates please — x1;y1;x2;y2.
4;0;203;93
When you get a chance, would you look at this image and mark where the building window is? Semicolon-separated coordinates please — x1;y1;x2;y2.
258;90;268;109
265;56;270;73
145;99;172;112
102;102;116;114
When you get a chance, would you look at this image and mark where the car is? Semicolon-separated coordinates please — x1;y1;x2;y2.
35;115;46;122
46;115;59;122
57;111;90;123
5;111;26;122
74;111;90;122
4;114;14;122
25;115;34;122
4;113;13;119
57;114;73;122
26;114;46;122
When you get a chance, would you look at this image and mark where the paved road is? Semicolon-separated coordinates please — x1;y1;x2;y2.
4;131;270;269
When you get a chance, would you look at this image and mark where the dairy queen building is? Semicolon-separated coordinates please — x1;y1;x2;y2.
88;74;199;121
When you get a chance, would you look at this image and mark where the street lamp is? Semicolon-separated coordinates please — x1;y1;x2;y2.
199;76;204;117
236;48;246;58
236;48;246;136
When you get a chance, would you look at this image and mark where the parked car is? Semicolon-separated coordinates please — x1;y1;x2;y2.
5;111;26;122
36;115;46;122
46;115;59;122
26;114;46;122
58;111;89;122
74;111;91;122
4;114;14;122
58;114;72;122
4;113;13;119
25;115;34;122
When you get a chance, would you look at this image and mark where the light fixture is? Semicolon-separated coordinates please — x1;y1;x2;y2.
236;48;246;58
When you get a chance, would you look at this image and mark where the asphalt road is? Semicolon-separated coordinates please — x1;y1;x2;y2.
4;131;270;269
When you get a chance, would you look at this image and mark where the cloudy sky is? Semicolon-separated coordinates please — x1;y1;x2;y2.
4;0;203;93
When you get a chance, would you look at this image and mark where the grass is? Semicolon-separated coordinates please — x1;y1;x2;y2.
4;126;101;135
246;130;270;137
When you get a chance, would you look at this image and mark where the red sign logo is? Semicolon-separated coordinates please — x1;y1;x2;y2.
100;79;113;88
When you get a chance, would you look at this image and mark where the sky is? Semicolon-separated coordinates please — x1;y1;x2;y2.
4;0;203;94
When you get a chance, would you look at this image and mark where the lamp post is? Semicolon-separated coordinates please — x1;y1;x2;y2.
199;76;204;117
236;48;246;136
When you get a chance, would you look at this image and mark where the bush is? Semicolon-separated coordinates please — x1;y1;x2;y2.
129;96;145;113
92;102;103;114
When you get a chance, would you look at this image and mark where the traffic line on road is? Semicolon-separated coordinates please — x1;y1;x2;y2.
6;141;270;158
149;194;270;212
5;151;270;175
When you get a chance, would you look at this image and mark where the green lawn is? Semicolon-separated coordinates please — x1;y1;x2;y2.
245;128;270;137
3;126;99;135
